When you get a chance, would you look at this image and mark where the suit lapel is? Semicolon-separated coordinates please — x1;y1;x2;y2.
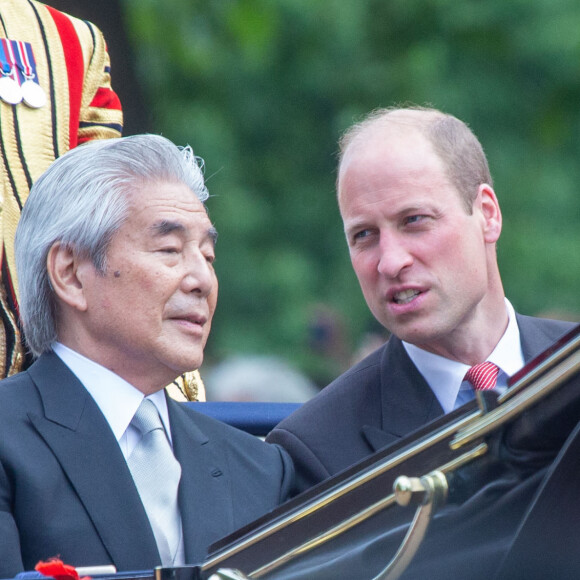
28;353;161;570
363;317;575;454
363;338;444;453
169;399;235;563
516;313;572;363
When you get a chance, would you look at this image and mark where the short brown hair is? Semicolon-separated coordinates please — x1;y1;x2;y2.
338;106;493;213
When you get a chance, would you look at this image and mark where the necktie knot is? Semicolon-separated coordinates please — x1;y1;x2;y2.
464;361;500;391
131;398;164;436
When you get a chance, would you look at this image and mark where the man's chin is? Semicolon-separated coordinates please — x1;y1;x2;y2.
389;323;437;347
171;354;204;377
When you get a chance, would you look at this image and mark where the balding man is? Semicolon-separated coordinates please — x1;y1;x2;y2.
268;106;575;493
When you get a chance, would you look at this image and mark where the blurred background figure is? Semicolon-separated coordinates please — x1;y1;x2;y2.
350;325;391;366
205;355;318;403
307;303;350;387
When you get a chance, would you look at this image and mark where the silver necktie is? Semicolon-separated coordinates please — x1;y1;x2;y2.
127;399;183;566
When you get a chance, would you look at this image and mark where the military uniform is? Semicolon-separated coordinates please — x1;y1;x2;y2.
0;0;122;376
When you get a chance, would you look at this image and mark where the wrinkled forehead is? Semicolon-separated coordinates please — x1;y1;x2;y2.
126;178;207;214
118;180;212;238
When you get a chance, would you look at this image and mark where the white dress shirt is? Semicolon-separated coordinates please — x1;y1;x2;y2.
403;299;526;413
52;342;173;457
52;342;185;565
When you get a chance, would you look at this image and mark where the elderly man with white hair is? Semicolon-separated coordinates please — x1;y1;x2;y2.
0;134;294;576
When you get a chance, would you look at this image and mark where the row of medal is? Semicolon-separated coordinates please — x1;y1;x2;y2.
0;38;46;108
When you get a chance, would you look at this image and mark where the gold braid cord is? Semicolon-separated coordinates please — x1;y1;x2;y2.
0;281;24;377
166;370;207;402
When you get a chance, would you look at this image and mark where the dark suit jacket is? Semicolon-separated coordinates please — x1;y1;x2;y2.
267;314;575;493
0;352;294;577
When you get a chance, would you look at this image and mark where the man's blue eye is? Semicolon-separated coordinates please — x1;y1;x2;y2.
405;215;425;225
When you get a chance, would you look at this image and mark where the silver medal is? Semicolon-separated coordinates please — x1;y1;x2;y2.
0;75;22;105
21;79;46;108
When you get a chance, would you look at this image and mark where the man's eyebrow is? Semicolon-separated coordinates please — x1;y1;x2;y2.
150;220;218;244
208;226;218;245
150;220;186;236
344;219;370;236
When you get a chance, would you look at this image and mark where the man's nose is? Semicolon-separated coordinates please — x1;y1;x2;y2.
376;232;413;279
182;254;215;296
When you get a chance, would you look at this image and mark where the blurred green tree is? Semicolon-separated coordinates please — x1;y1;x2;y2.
122;0;580;385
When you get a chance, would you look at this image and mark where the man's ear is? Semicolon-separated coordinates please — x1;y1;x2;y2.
478;183;502;244
47;242;89;311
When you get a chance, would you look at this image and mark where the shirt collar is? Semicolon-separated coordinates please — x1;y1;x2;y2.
52;342;171;442
402;298;525;413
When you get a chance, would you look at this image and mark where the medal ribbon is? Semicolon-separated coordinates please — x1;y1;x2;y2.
14;40;37;82
0;38;16;78
0;38;20;82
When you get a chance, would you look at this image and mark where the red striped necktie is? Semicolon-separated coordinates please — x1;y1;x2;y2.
464;361;500;391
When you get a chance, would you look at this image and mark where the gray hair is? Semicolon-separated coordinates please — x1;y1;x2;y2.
338;106;493;213
15;134;210;357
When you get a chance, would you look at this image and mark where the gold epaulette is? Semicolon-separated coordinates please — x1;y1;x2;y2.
166;369;207;402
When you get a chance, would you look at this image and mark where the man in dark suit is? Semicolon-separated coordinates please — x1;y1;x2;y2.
0;135;294;576
267;107;575;493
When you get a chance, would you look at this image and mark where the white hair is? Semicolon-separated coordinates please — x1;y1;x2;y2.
15;134;209;357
